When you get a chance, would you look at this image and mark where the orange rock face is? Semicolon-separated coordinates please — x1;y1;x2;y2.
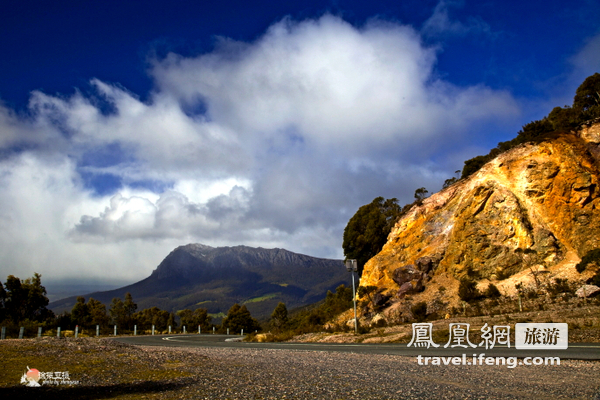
360;126;600;298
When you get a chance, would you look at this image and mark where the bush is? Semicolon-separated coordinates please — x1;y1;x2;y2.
591;271;600;287
576;249;600;273
458;279;479;302
485;283;502;299
548;278;572;295
411;301;428;322
461;73;600;178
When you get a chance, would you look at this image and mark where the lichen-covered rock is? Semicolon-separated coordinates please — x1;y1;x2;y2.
372;292;391;309
360;126;600;301
370;313;386;327
576;285;600;298
392;264;427;297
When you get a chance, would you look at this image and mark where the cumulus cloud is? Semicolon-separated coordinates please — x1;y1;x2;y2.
0;14;519;282
153;15;512;156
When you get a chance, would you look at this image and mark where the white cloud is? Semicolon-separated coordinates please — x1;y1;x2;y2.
569;32;600;87
421;0;493;39
0;14;519;283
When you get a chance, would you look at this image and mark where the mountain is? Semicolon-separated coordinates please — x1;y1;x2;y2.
358;121;600;319
49;245;348;319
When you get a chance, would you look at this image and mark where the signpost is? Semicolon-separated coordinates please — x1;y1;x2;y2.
345;259;358;334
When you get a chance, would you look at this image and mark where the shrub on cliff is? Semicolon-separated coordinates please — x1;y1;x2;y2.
461;73;600;178
411;301;428;322
458;279;480;302
573;72;600;121
576;249;600;273
484;283;502;299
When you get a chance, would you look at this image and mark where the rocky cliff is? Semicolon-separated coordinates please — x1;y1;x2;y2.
359;122;600;315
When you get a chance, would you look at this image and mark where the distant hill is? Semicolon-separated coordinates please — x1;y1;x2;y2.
49;244;349;320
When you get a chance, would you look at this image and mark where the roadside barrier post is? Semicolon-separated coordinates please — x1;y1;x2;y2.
169;325;171;334
198;325;201;334
96;325;100;337
152;325;155;335
213;327;215;334
38;327;42;338
114;325;117;336
227;328;229;335
134;325;137;336
19;327;24;339
75;325;79;338
57;327;61;338
241;329;243;336
183;325;186;334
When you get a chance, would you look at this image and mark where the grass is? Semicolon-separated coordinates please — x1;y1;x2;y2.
243;293;279;304
0;339;191;389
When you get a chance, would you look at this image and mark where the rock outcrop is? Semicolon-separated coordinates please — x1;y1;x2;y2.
360;124;600;307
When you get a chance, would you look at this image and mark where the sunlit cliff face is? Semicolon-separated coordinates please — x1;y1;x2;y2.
360;122;600;299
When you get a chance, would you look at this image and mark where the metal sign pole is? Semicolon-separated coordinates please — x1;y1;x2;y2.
345;259;358;334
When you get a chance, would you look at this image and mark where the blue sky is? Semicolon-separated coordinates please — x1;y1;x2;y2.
0;0;599;288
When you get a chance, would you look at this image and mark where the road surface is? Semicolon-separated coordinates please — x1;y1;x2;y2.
114;333;600;360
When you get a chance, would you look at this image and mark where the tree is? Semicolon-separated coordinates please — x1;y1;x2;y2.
109;297;125;326
177;309;194;327
123;292;137;330
0;282;6;322
3;275;25;323
323;285;353;316
133;306;170;331
3;273;51;324
87;298;109;326
442;170;461;189
177;308;211;331
22;273;51;322
414;187;429;201
192;308;211;331
222;304;260;334
71;296;90;327
573;72;600;120
548;106;577;131
343;197;402;275
167;312;177;329
460;73;600;179
462;155;491;178
270;302;289;331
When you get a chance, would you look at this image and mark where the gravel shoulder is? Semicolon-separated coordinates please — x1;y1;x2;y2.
2;337;600;399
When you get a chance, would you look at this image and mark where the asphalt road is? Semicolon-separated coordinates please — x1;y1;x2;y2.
114;334;600;360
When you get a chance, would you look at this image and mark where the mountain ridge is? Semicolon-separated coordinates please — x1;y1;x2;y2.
49;244;348;319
